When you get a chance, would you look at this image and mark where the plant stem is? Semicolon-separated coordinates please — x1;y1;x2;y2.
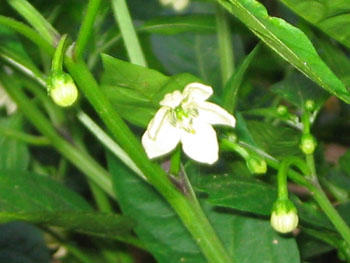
0;127;50;146
7;0;59;45
239;141;350;246
110;0;147;66
77;111;145;180
1;74;115;199
216;4;234;88
75;0;103;60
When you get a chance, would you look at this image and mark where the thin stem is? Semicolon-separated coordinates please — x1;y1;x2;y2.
77;111;145;180
110;0;147;66
0;127;50;146
277;156;309;199
51;35;68;72
1;74;115;199
169;147;181;176
216;5;234;88
7;0;59;45
75;0;103;60
0;16;53;55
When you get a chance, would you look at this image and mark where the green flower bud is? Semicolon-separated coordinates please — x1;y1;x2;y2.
227;133;238;143
47;72;78;107
305;100;315;112
270;199;298;234
246;156;267;174
300;133;317;155
277;105;288;116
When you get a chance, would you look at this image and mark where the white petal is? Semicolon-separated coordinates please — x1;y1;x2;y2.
180;121;218;164
173;0;189;10
147;107;170;139
142;117;180;159
160;90;183;108
197;102;236;127
183;82;213;102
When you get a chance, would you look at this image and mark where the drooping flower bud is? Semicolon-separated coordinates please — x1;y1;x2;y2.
276;105;288;116
300;133;317;155
246;155;267;175
47;72;78;107
270;199;298;234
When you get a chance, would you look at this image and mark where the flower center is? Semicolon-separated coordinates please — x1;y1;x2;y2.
170;104;198;134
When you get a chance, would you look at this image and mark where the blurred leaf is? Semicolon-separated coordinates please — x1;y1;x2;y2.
0;170;134;238
297;232;333;260
194;173;332;230
216;0;350;103
101;54;200;127
271;71;328;110
317;37;350;87
108;154;300;263
0;221;50;263
0;115;29;170
151;33;221;88
279;0;350;48
338;150;350;175
139;15;216;35
246;120;301;159
223;43;261;112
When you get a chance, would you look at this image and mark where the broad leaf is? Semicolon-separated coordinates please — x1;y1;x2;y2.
101;54;200;127
0;170;134;238
108;154;300;263
280;0;350;48
216;0;350;103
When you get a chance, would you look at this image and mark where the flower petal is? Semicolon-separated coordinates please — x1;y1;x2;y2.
173;0;189;10
142;116;180;159
180;121;218;164
197;102;236;127
183;82;213;102
147;107;170;139
160;90;183;108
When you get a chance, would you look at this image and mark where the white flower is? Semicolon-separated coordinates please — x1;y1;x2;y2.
142;82;236;164
0;84;17;115
159;0;189;11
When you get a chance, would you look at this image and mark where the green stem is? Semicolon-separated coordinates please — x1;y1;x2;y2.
0;16;53;54
7;0;59;45
0;127;50;146
239;141;350;246
216;4;234;88
110;0;147;66
77;111;145;180
51;35;67;72
1;74;115;199
75;0;103;60
170;147;181;176
277;156;309;199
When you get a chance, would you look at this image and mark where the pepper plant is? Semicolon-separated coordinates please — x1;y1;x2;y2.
1;0;350;262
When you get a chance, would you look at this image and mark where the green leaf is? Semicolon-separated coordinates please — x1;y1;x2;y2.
108;154;300;263
0;170;134;238
246;120;301;159
279;0;350;48
101;54;201;127
151;32;221;88
0;222;50;263
0;115;29;170
271;71;328;110
216;0;350;103
139;15;216;35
